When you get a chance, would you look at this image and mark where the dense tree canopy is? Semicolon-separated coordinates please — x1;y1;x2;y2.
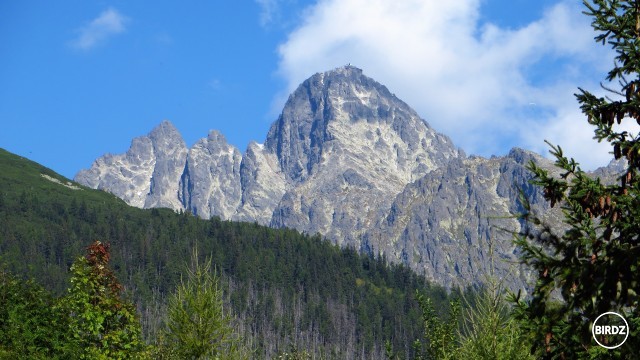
64;241;148;359
0;241;148;359
0;147;458;358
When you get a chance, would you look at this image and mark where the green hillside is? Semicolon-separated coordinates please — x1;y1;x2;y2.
0;148;458;358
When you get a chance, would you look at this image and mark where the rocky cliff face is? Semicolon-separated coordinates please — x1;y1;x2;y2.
76;120;187;209
235;141;286;224
76;65;612;290
178;130;243;220
363;149;555;289
267;66;460;244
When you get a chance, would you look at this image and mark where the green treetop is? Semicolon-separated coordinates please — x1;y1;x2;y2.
64;241;148;359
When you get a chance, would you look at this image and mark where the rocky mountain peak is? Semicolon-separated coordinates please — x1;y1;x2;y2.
205;129;226;142
148;120;181;140
265;66;461;245
178;129;242;219
79;67;575;290
328;64;364;76
506;147;543;165
265;65;458;183
75;119;187;209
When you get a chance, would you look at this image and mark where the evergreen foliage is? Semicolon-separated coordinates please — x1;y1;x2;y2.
0;147;453;358
457;282;533;360
413;292;461;360
511;1;640;357
161;251;240;359
386;283;532;360
384;291;463;360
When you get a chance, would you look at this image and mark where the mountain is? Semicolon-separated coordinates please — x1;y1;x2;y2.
76;65;461;245
364;149;553;289
179;130;243;219
265;66;460;245
75;65;620;290
75;120;187;210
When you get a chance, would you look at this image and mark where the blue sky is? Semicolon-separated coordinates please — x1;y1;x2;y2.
0;0;634;179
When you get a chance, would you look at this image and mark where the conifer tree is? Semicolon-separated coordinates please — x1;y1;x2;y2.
160;250;242;359
512;1;640;357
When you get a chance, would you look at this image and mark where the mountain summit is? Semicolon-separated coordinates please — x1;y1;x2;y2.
76;66;567;289
76;120;187;210
76;65;459;229
263;65;461;244
265;65;459;183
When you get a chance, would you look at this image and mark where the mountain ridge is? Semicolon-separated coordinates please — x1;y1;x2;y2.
74;65;619;290
75;65;462;240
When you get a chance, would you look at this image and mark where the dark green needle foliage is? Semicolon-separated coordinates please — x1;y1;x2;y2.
0;146;456;358
160;251;241;359
511;1;640;358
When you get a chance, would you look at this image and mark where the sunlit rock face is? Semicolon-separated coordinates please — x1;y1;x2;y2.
363;149;553;289
178;130;243;219
266;65;460;245
77;66;620;290
75;120;187;210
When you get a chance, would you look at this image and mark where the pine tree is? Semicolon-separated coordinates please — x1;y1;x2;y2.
458;281;533;360
511;1;640;357
160;250;242;359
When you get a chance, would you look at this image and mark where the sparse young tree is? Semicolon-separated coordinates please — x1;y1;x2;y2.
511;1;640;357
385;283;533;360
409;291;461;360
160;250;242;359
458;280;534;360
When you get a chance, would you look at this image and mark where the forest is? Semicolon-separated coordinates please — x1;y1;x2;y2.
0;148;465;359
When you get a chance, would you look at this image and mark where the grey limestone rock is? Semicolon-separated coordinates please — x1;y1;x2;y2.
268;66;461;244
145;121;189;210
75;120;187;209
179;130;243;219
76;66;621;290
234;141;287;224
265;66;459;184
363;148;560;290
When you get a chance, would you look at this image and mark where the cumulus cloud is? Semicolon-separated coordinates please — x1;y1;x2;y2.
276;0;629;169
71;8;129;50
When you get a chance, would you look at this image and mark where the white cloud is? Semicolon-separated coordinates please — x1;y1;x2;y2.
71;8;129;50
256;0;280;27
276;0;628;169
523;90;640;170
